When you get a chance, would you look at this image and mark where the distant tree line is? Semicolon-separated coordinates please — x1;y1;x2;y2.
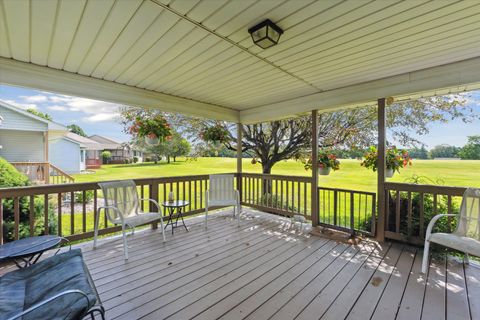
407;135;480;160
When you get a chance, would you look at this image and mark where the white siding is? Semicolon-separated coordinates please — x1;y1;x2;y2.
0;129;45;162
0;105;48;131
48;137;81;174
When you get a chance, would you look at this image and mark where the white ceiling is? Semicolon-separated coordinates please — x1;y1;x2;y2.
1;0;480;122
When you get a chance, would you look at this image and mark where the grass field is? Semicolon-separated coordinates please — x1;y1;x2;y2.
73;157;480;192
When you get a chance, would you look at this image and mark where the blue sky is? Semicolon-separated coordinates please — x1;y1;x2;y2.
0;84;479;147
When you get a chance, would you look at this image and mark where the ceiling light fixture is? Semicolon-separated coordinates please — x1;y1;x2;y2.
248;19;284;49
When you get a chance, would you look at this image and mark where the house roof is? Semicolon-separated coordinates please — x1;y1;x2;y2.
0;100;67;131
88;135;125;150
1;1;479;123
64;132;104;150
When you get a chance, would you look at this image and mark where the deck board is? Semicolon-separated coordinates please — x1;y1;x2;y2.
2;209;478;320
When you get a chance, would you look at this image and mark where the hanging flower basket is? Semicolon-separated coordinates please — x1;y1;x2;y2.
318;166;331;176
200;125;229;145
385;168;395;178
361;146;412;177
129;115;172;146
303;150;340;176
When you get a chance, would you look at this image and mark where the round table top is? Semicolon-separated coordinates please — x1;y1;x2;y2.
162;200;189;208
0;235;62;260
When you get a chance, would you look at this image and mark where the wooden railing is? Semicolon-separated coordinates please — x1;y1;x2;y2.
10;162;74;185
86;159;102;169
383;182;466;245
0;174;215;244
318;187;376;236
240;173;312;219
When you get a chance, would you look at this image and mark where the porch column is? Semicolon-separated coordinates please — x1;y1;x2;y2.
376;98;386;241
311;110;319;227
236;123;243;203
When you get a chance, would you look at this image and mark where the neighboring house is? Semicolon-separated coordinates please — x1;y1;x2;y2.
88;135;143;164
63;132;104;169
0;101;82;176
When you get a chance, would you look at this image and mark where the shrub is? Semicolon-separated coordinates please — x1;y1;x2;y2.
133;156;139;163
74;190;94;203
0;157;29;188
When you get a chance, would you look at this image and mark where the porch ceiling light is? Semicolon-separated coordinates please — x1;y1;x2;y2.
248;19;283;49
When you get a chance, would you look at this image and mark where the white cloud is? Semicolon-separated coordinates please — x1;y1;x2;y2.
3;99;37;110
82;113;119;123
20;95;48;102
47;105;67;111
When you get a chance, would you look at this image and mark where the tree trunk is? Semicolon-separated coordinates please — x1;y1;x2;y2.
167;156;170;164
261;162;273;196
173;156;177;162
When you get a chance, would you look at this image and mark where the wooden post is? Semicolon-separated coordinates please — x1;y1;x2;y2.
150;182;159;229
376;98;386;241
311;110;319;227
237;123;243;203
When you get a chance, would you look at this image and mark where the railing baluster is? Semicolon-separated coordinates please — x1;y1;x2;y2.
407;191;412;236
419;192;424;238
141;185;145;211
14;197;20;240
304;182;307;216
70;191;75;235
58;193;62;237
447;195;452;233
29;195;35;236
350;192;354;235
93;189;98;231
395;190;401;234
82;190;87;233
333;190;338;226
0;198;3;244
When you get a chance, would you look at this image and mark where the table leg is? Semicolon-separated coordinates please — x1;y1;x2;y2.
178;207;189;232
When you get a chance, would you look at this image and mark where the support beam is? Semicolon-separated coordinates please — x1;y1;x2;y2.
236;123;243;203
240;57;480;123
311;110;319;227
376;98;386;241
0;58;239;122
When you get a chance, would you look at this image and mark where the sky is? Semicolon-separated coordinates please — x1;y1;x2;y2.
0;84;479;147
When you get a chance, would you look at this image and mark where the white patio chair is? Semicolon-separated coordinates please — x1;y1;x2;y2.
422;187;480;273
205;174;241;228
93;180;165;260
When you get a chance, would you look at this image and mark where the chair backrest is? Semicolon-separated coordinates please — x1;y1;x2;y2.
98;180;140;220
455;188;480;240
209;174;236;202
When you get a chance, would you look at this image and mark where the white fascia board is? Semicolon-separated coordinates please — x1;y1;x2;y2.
240;56;480;123
0;58;239;122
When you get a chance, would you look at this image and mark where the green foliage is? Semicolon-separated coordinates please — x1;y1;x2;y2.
0;157;29;187
200;124;229;143
133;156;139;163
407;146;429;159
26;108;53;121
101;151;112;160
429;144;460;158
67;124;87;137
128;115;172;140
74;190;94;203
302;150;340;171
361;146;412;173
458;135;480;160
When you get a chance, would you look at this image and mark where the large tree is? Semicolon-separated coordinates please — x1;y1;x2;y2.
67;124;87;137
119;95;477;174
458;135;480;160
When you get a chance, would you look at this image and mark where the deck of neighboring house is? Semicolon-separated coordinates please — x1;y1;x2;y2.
3;210;477;320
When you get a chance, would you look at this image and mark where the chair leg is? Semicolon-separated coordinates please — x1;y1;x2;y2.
421;240;430;274
160;217;166;242
236;205;240;227
465;253;470;265
205;207;208;229
93;210;100;249
122;224;129;260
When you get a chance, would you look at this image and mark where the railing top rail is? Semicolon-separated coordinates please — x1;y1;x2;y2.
384;182;466;196
318;186;376;196
0;173;226;197
241;172;311;183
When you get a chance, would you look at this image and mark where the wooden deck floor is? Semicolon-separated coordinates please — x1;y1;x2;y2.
3;210;480;320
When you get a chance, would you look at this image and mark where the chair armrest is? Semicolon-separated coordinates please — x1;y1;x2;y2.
425;214;457;240
7;290;90;320
97;205;123;224
139;198;161;212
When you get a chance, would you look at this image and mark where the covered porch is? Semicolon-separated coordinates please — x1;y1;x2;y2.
1;0;480;319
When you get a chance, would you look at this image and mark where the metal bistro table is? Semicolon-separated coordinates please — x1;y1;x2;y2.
162;200;189;234
0;235;68;268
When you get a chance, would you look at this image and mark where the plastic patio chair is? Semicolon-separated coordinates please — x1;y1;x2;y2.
205;174;241;228
94;180;165;260
422;187;480;273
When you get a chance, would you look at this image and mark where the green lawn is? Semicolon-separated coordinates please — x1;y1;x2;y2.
73;157;480;193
